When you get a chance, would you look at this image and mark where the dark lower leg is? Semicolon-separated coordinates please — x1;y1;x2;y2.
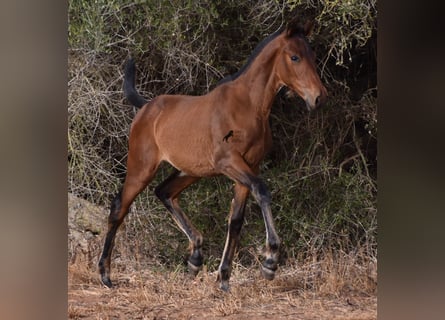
99;167;155;287
98;225;117;287
218;184;249;291
260;206;280;280
99;191;126;287
248;176;281;280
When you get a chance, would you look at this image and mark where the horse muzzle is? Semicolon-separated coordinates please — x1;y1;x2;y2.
305;87;327;111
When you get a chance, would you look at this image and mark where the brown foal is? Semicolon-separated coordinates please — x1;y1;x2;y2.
99;20;327;291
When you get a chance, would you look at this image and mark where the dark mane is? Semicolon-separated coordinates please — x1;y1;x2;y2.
216;27;285;86
216;20;310;87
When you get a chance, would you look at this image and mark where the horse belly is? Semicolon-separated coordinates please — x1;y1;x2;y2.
151;96;217;176
162;142;216;176
156;123;217;176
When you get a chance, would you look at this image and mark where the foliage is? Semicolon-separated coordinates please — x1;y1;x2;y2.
68;0;377;267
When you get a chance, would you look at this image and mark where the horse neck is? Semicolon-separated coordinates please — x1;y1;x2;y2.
236;42;282;119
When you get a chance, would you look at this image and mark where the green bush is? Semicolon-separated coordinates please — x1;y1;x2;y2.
68;0;377;267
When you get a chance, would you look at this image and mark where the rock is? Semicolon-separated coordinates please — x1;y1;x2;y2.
68;193;108;266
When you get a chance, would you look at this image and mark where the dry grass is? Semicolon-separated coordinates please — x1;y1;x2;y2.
69;256;376;319
68;182;376;319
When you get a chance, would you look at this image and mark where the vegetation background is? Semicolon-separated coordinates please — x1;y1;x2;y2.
68;0;377;281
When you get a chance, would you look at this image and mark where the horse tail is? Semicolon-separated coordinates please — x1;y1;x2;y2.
123;58;148;109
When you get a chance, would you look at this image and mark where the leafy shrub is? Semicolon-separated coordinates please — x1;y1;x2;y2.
68;0;377;267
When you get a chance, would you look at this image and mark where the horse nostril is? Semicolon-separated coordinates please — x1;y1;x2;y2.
315;89;326;107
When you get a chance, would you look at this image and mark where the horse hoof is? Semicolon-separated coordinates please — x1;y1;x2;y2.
219;280;230;292
261;257;277;280
187;260;202;276
261;265;276;280
101;276;113;288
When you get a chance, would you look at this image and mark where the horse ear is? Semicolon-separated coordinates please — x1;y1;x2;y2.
303;20;315;37
286;19;314;37
286;19;302;37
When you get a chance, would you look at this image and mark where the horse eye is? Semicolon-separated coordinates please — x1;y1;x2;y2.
291;55;300;62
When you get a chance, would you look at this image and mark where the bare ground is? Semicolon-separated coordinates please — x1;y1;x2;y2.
68;194;376;319
68;264;376;320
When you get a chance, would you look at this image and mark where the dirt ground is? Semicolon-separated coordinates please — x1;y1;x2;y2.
68;263;376;319
68;193;376;319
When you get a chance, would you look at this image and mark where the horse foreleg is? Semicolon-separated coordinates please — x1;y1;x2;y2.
245;175;281;280
217;182;249;291
220;156;281;285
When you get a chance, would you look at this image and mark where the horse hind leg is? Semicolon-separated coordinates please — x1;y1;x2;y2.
154;170;203;275
98;148;160;287
99;189;128;287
